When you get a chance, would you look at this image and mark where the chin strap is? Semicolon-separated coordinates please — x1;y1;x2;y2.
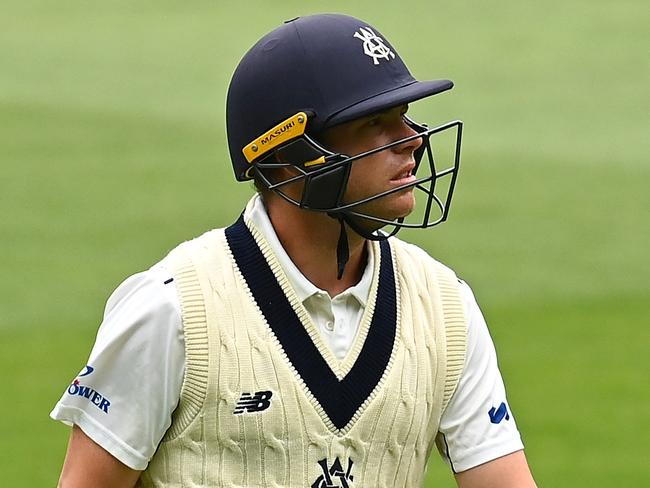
342;214;403;242
335;217;349;280
330;213;403;280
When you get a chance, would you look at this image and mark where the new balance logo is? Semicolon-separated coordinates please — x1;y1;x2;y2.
233;390;273;414
488;402;510;424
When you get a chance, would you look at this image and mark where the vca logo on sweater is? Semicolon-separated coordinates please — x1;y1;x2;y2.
312;457;354;488
66;365;111;414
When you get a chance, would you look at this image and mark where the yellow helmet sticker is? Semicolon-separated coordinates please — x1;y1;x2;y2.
242;112;308;163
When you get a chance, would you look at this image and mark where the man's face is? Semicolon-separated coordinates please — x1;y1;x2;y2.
319;105;423;227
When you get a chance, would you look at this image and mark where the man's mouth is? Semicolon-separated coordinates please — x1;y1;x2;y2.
390;164;416;184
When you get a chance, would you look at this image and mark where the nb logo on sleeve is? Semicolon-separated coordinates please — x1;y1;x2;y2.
233;390;273;414
488;402;510;424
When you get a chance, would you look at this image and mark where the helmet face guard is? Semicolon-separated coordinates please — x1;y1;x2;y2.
248;113;463;240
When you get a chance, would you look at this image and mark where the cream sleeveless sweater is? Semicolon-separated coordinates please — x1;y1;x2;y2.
138;216;466;487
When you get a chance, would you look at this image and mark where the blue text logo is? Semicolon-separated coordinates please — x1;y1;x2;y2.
66;365;110;414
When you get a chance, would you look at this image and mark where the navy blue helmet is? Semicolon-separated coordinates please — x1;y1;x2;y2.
226;13;462;239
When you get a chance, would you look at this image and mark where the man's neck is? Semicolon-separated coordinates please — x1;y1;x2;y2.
264;194;367;297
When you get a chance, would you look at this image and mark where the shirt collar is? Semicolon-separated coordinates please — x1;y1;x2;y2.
244;194;373;307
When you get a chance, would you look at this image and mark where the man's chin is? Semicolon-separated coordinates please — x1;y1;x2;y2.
342;191;415;232
392;195;416;219
351;207;415;235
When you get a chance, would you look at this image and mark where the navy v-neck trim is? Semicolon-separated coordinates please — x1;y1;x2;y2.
225;215;397;430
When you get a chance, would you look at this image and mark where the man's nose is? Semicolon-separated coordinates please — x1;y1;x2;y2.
393;119;423;154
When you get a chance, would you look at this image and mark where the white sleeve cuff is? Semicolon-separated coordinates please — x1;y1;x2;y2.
50;404;149;471
443;433;525;473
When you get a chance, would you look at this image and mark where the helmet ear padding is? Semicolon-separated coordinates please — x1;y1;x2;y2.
300;163;350;211
274;138;324;168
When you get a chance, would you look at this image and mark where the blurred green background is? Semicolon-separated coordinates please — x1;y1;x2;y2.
1;0;648;486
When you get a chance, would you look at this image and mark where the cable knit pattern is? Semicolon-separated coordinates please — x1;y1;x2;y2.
138;225;466;488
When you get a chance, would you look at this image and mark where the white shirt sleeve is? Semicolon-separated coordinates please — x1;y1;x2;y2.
436;280;524;473
49;264;185;471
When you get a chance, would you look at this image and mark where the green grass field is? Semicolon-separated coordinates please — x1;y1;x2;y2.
1;1;648;486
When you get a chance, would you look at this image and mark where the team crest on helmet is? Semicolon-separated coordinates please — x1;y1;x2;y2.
353;27;395;65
